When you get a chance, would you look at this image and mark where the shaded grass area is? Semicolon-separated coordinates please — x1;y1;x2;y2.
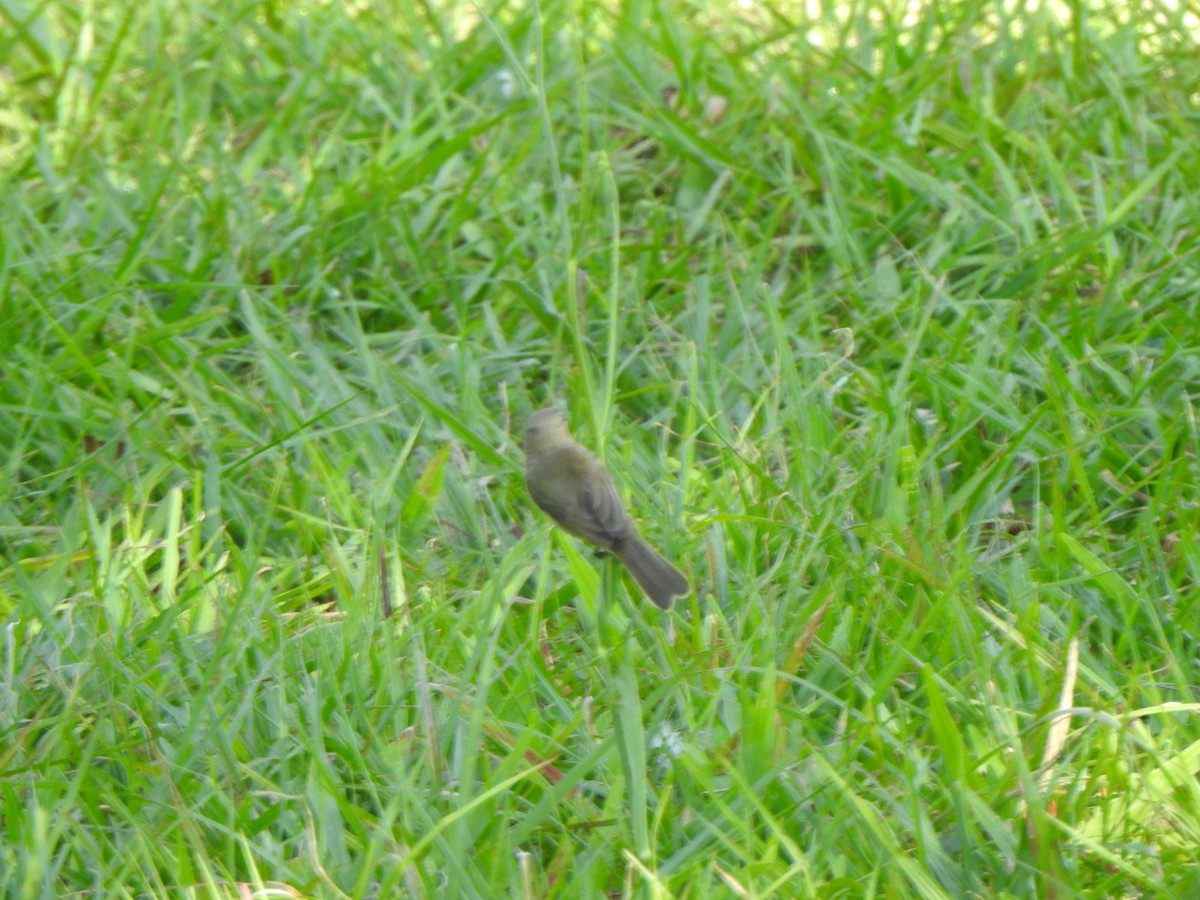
2;0;1199;896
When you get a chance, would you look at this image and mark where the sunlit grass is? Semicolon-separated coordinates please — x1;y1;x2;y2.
2;0;1199;896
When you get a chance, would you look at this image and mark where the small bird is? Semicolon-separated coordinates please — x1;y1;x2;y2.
523;407;689;610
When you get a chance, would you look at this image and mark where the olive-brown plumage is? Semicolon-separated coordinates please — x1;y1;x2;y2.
523;408;688;610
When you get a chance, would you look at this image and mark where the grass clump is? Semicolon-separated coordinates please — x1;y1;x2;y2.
2;0;1199;896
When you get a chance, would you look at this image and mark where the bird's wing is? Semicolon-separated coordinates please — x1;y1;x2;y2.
579;459;633;546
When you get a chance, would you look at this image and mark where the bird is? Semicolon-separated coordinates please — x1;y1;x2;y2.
523;407;689;610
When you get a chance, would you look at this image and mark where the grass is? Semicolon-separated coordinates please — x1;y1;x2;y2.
2;0;1200;896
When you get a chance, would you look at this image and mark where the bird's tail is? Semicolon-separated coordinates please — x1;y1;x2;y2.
615;535;689;610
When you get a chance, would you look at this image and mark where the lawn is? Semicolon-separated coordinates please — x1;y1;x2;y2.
3;0;1200;896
